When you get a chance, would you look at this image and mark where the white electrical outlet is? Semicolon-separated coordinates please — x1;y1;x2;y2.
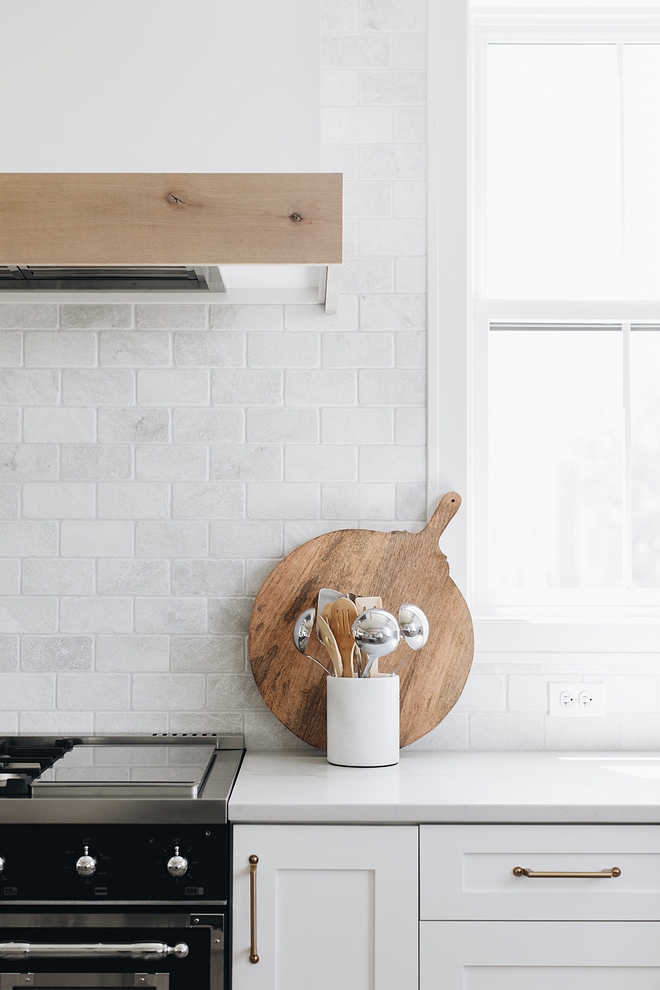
548;683;605;717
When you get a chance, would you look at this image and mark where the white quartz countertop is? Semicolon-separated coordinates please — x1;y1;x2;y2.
228;750;660;823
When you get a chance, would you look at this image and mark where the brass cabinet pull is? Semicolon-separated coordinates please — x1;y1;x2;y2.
513;866;622;879
249;855;259;964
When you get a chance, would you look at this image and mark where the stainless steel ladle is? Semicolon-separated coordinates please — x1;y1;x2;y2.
293;607;333;676
352;608;400;678
390;603;429;676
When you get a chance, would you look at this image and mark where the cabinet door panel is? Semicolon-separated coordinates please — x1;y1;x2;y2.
421;921;660;989
232;824;418;990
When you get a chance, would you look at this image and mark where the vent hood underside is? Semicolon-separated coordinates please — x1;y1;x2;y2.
0;265;226;292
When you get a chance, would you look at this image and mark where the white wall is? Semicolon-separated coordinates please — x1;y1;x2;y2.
0;0;658;749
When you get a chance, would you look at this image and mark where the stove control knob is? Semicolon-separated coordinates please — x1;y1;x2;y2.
167;846;188;878
0;856;5;874
76;845;97;877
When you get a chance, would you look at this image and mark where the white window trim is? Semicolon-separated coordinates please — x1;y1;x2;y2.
427;0;660;653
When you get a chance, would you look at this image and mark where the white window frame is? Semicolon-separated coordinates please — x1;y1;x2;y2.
427;0;660;654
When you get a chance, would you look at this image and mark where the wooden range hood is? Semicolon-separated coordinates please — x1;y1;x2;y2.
0;173;343;313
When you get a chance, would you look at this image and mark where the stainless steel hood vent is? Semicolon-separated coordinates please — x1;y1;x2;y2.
0;264;226;292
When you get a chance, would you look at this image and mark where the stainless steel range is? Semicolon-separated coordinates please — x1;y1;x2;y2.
0;734;244;990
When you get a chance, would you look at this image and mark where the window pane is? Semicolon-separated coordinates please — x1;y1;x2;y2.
486;44;622;299
624;46;660;298
631;328;660;586
488;328;624;589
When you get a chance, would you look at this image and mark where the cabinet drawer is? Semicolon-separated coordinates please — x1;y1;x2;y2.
420;825;660;920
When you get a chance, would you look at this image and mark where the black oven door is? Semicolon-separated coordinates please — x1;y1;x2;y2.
0;912;224;990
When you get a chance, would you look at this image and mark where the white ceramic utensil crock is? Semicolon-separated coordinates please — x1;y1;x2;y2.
326;675;399;767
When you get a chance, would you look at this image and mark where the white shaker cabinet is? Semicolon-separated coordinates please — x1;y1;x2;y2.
232;824;419;990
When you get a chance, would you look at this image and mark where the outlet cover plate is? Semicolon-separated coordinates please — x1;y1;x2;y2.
548;682;605;717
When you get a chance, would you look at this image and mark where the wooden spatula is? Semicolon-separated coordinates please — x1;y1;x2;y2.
329;597;359;677
317;613;343;678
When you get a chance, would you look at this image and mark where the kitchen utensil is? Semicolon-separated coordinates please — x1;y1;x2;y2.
249;491;473;750
316;588;344;642
390;604;430;676
352;608;401;678
355;597;382;676
317;614;343;678
329;598;359;677
292;608;333;676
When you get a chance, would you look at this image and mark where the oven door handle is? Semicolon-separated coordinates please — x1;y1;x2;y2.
0;941;189;960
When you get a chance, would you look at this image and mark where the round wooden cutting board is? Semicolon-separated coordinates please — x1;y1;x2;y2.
248;492;474;749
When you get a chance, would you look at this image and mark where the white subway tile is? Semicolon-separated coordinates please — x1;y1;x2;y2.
360;144;425;181
172;559;244;596
396;257;426;293
247;407;318;444
322;0;358;31
322;482;395;518
322;407;394;444
61;521;133;558
360;218;425;255
0;332;22;366
212;369;282;405
0;714;17;732
60;597;133;634
138;369;209;405
406;711;469;750
620;714;660;749
95;711;168;733
22;636;93;671
172;483;244;519
61;304;132;329
22;559;95;596
344;182;392;218
136;445;207;482
544;715;619;750
100;331;170;366
247;483;319;519
207;671;266;708
322;144;359;181
361;70;425;105
211;444;282;481
322;32;391;67
25;332;96;367
135;521;207;558
360;294;426;330
132;673;205;710
136;304;207;329
0;672;55;709
0;598;57;634
245;558;279;595
286;296;358;333
99;408;170;443
454;674;506;712
0;484;19;518
395;407;425;443
0;559;19;594
360;444;425;481
394;32;426;67
63;370;134;405
23;407;96;443
322;106;393;143
285;370;357;405
393;181;426;217
97;635;169;672
396;330;426;368
98;483;169;519
57;672;130;710
0;445;57;481
174;408;244;443
210;521;283;558
359;369;425;405
209;598;254;636
21;711;94;733
360;0;427;30
394;106;427;142
604;676;658;712
507;675;549;712
284;519;357;553
396;483;426;520
469;712;544;750
244;712;311;749
97;559;170;595
134;598;207;634
171;712;244;733
322;330;394;367
0;370;59;404
322;69;358;105
247;332;320;369
26;480;96;524
339;257;394;293
61;445;132;481
0;410;21;443
0;520;57;556
171;635;244;672
174;332;245;367
210;305;283;330
285;445;357;482
0;304;57;329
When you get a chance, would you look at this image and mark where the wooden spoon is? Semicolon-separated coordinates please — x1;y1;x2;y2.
330;598;358;677
317;614;343;678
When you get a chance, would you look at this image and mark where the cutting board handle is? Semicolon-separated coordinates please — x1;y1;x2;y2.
422;492;462;545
